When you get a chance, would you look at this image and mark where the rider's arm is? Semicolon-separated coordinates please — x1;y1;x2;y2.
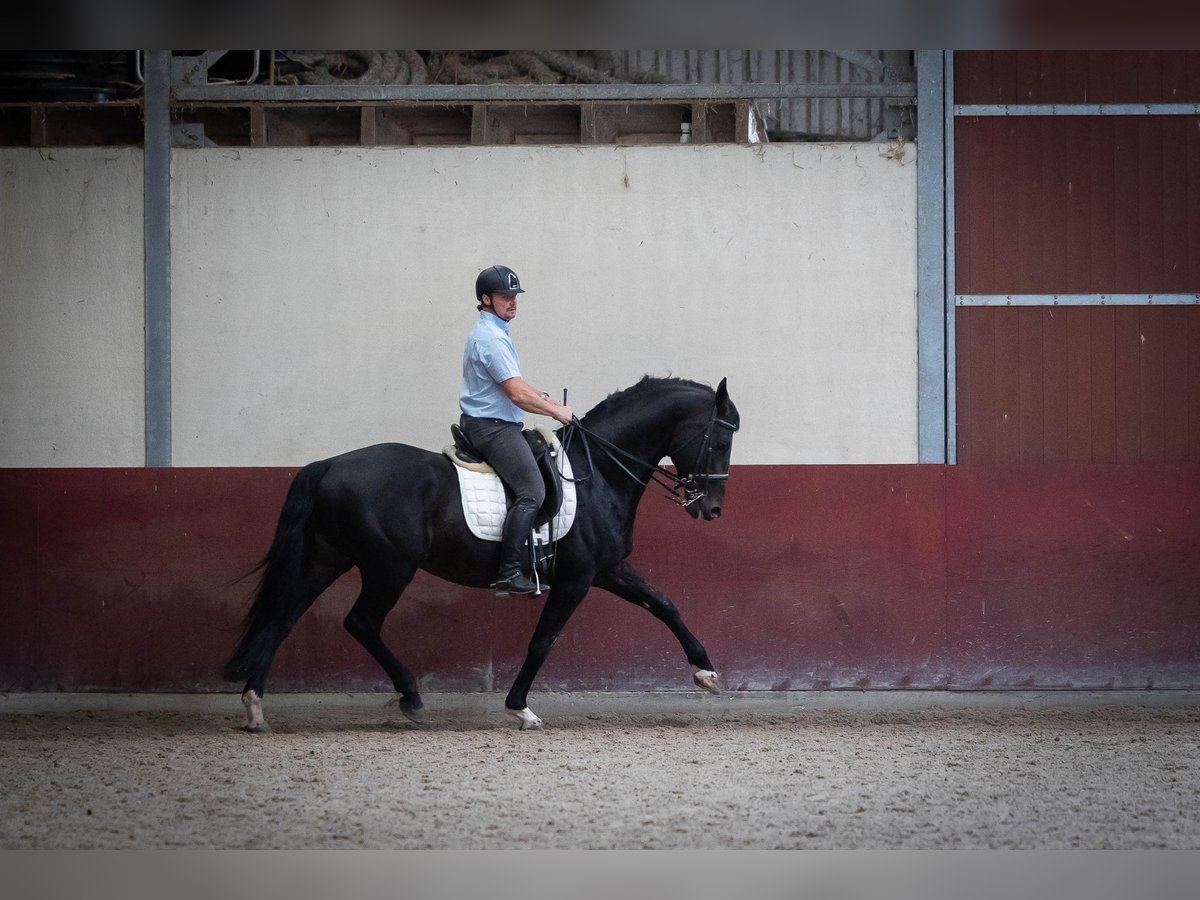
499;377;573;424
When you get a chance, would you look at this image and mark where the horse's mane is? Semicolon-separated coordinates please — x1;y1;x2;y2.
580;375;714;428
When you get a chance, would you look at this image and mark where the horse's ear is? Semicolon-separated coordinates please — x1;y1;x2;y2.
715;377;729;407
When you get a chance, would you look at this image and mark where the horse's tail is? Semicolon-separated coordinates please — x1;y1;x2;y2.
221;459;332;683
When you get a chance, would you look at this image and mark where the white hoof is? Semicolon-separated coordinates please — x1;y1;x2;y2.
506;707;544;731
385;694;426;724
241;689;267;732
693;670;720;694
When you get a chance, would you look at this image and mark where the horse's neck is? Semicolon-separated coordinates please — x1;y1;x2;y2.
594;397;687;464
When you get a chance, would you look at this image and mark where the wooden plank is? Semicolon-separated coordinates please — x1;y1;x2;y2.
580;101;597;143
1017;307;1044;462
1042;307;1069;462
1190;308;1200;463
1162;306;1191;462
1088;116;1117;292
992;52;1018;104
249;104;266;147
1139;306;1166;462
470;103;489;144
689;102;706;144
1042;117;1069;289
955;309;974;462
1114;307;1143;461
29;104;47;146
1066;307;1093;462
1063;117;1090;292
994;307;1021;462
360;106;377;146
734;100;750;144
1137;117;1165;290
1160;117;1188;292
1090;306;1118;463
1111;117;1140;292
1010;117;1039;291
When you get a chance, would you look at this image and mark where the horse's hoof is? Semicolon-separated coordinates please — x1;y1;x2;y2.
386;695;426;724
506;707;544;731
693;670;721;694
241;722;271;734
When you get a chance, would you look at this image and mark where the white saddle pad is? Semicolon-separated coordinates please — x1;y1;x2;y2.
444;437;577;543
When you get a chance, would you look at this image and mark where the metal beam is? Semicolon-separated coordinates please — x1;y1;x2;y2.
173;81;917;103
143;50;172;467
944;53;958;465
915;50;946;464
957;294;1200;306
956;103;1200;117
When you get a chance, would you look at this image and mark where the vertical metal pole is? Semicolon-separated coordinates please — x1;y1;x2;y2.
915;50;947;464
143;50;172;466
943;52;957;464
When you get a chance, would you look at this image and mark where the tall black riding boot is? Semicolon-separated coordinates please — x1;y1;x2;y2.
493;501;547;596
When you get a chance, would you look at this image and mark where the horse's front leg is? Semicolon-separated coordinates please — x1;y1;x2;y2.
504;574;591;730
593;560;720;693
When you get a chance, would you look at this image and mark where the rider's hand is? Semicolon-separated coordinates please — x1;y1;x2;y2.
555;405;574;425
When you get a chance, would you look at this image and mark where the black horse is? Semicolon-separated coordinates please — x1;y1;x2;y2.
223;375;740;730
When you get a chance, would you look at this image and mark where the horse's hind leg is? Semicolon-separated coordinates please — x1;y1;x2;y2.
238;552;349;733
594;560;720;693
343;562;424;720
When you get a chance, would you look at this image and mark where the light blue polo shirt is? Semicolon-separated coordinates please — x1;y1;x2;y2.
460;311;524;422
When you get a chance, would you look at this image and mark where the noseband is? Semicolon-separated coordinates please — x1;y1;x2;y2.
562;405;739;507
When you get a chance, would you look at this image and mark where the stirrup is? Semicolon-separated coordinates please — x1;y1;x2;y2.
492;573;548;597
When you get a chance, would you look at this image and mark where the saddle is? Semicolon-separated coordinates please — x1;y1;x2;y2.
444;424;576;542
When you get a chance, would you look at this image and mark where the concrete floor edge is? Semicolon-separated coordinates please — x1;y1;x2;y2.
3;689;1199;715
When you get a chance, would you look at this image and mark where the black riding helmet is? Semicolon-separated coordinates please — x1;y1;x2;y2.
475;265;525;303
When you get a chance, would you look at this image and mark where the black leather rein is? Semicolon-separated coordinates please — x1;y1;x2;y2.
561;407;739;507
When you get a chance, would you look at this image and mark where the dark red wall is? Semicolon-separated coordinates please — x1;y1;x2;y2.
1;465;1197;693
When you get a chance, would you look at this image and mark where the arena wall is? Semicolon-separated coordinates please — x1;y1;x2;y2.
2;143;916;468
2;464;1196;693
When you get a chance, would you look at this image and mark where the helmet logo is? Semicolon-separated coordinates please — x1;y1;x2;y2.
506;271;520;291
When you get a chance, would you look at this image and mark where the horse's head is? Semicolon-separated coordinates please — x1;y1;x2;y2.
670;377;740;521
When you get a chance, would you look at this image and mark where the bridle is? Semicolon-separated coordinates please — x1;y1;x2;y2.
561;404;739;508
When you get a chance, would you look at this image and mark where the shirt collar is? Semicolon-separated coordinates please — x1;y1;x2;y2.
481;310;510;334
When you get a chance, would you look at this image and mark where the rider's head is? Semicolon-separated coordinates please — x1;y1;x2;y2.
475;265;525;313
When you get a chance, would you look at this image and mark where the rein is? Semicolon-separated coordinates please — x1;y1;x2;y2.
560;405;739;508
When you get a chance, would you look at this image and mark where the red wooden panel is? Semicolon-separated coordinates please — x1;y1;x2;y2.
957;52;1200;104
1017;308;1044;461
957;308;1200;464
1090;308;1118;463
0;472;38;690
6;465;1200;692
956;115;1200;294
945;465;1200;687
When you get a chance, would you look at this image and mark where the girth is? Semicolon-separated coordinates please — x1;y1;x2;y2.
448;424;565;529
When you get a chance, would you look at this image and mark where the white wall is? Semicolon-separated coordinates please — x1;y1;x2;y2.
1;142;916;467
0;149;145;466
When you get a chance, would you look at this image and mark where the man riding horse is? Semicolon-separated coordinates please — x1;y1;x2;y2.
458;265;573;597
